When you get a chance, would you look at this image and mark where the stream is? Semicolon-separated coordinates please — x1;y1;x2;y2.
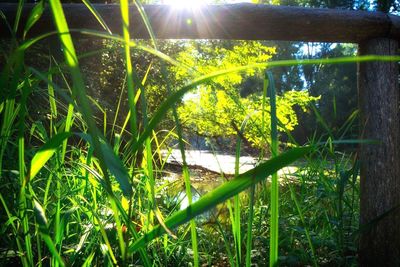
156;149;298;221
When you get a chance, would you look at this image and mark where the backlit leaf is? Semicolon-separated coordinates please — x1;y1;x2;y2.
23;1;45;39
29;132;71;181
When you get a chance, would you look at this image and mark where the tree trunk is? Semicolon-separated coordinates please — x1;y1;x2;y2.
358;38;400;266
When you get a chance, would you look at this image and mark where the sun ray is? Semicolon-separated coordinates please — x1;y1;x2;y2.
162;0;211;9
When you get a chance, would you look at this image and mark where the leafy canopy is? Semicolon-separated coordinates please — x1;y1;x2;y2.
174;41;319;149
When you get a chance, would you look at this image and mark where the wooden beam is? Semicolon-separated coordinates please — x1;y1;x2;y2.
358;38;400;266
1;3;400;42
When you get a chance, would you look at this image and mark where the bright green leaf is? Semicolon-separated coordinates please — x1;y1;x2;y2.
82;0;112;34
29;132;71;181
33;199;48;228
100;139;133;197
23;1;45;39
77;133;132;197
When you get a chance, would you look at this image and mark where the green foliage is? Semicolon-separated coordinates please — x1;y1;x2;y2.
175;41;275;86
30;132;71;180
175;41;319;149
76;38;187;132
179;88;318;149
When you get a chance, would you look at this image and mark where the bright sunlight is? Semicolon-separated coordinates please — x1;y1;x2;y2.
161;0;252;9
163;0;210;8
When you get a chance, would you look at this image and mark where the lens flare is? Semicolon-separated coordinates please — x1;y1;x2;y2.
163;0;211;9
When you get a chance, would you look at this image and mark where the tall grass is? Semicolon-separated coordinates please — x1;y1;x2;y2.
0;1;394;266
267;71;279;267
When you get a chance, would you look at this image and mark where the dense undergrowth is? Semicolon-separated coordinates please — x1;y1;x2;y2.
0;1;365;266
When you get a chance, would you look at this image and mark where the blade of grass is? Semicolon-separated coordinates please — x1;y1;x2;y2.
18;78;34;267
82;252;95;267
245;185;255;267
233;119;248;266
117;5;145;260
111;73;126;138
0;99;20;174
338;109;359;140
33;200;66;267
75;132;133;198
245;69;273;267
73;195;119;265
267;71;279;267
61;103;74;160
23;0;44;40
13;0;24;34
29;132;71;181
82;0;112;34
0;194;27;266
47;61;57;137
311;103;334;138
88;96;107;136
284;173;318;267
120;0;138;144
0;10;14;37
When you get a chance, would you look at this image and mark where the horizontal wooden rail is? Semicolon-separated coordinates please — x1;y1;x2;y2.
1;3;400;42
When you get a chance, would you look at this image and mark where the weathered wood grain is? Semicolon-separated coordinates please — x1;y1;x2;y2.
0;3;399;42
358;38;400;266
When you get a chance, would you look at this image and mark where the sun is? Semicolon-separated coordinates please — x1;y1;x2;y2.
162;0;212;9
161;0;253;9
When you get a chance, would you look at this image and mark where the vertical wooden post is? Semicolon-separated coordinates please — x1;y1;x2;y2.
358;38;400;266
